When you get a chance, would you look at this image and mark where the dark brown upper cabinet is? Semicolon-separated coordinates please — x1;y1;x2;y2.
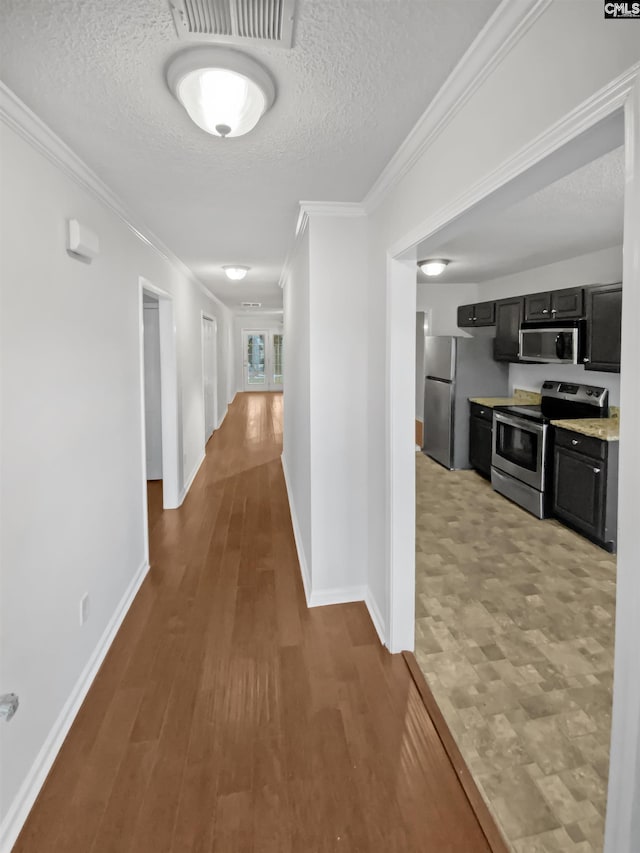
584;283;622;373
493;297;523;362
457;301;495;328
524;287;584;322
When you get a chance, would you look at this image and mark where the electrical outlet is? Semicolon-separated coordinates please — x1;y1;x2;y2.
80;593;90;626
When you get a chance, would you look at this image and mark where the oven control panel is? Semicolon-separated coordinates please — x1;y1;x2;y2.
541;381;608;409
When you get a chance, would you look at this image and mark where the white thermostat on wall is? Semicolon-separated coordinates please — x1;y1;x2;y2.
67;219;99;262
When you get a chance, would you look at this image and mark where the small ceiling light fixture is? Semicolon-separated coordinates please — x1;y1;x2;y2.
166;46;276;138
418;259;450;277
223;265;250;281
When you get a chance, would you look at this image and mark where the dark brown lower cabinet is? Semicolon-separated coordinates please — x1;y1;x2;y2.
468;403;493;478
552;427;618;552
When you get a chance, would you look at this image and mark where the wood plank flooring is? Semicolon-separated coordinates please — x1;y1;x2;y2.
14;392;491;853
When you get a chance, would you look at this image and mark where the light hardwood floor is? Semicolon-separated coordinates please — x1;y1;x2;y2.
14;392;491;853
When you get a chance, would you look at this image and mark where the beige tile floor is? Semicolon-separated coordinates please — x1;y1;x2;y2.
415;453;616;853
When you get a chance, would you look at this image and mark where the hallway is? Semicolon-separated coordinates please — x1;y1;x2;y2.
14;393;490;853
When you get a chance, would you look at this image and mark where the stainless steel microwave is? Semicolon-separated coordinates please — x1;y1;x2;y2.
518;324;582;364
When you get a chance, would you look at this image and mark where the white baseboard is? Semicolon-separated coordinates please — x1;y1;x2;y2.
280;454;311;604
365;589;387;646
308;585;366;608
179;451;206;504
0;558;150;853
216;404;228;430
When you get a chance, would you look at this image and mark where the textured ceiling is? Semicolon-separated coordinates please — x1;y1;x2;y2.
419;145;625;285
0;0;500;312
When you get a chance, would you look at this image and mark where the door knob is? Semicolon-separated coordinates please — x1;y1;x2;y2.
593;467;601;474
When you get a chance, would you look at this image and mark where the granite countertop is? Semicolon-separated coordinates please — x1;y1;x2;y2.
468;390;620;440
550;418;619;442
469;396;520;408
469;389;541;409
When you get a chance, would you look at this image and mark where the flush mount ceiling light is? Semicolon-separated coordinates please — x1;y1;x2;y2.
418;259;450;277
166;46;276;138
223;265;250;280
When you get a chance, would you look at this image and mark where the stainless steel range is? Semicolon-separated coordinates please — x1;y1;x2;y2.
491;381;609;518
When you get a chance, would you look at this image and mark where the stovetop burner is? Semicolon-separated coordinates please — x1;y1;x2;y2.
495;381;609;423
494;404;546;423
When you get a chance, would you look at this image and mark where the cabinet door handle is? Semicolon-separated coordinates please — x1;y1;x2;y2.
542;308;549;314
584;357;590;363
480;409;485;415
593;467;601;474
551;308;557;314
571;439;579;445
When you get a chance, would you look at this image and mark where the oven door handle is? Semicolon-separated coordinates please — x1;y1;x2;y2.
494;412;545;435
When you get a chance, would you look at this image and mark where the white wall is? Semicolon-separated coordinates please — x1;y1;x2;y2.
415;312;425;422
0;115;235;848
282;228;312;593
308;214;368;601
143;304;163;478
282;212;369;605
233;314;284;392
416;280;479;336
415;281;480;419
479;245;623;301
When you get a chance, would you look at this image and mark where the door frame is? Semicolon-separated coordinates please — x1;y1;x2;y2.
201;312;218;440
138;278;180;526
385;68;640;851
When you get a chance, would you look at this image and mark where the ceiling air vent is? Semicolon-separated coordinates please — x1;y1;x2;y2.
170;0;296;47
241;302;262;308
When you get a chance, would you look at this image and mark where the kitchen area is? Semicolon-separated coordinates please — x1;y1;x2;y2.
414;145;624;852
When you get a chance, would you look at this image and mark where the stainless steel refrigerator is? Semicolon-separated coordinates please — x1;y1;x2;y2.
423;336;508;469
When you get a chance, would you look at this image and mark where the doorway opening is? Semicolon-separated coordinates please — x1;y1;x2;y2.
242;329;284;391
414;133;624;851
138;278;180;563
387;77;640;852
202;313;218;443
143;292;164;534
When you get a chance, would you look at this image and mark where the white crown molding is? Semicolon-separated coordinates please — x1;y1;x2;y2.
363;0;553;213
278;200;366;289
0;81;229;315
296;200;366;234
389;60;640;259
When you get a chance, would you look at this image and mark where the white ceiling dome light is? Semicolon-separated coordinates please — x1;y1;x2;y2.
166;47;276;138
418;259;450;277
223;265;250;280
